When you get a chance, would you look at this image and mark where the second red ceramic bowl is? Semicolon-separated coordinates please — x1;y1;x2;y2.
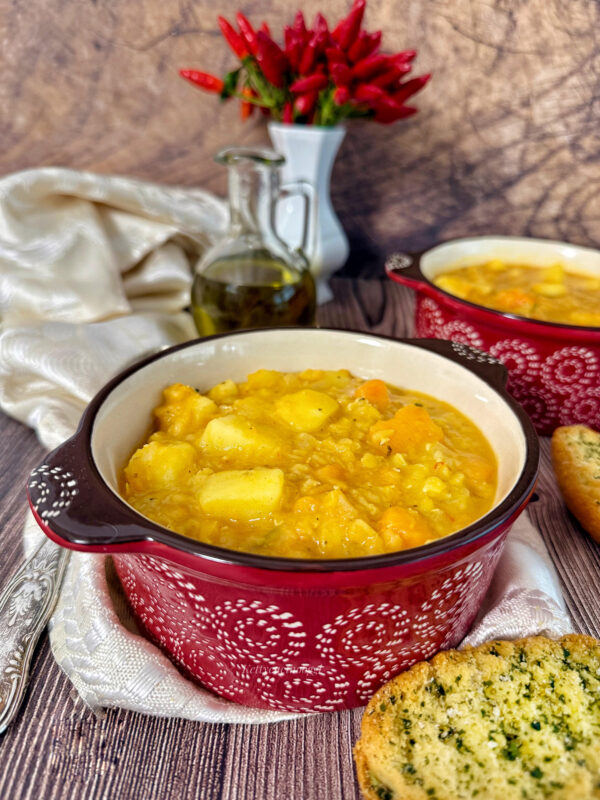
27;328;538;712
386;236;600;435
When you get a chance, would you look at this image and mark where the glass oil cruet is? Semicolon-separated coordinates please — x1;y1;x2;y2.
191;147;316;336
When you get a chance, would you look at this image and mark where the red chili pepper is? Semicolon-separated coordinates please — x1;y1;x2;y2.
299;33;324;75
347;30;380;63
373;97;418;123
347;31;368;63
333;86;351;105
290;73;329;93
293;11;307;39
240;86;255;119
392;74;431;104
294;91;318;116
354;83;385;102
370;65;407;89
284;26;295;51
282;101;294;123
284;27;301;65
316;30;329;51
352;53;390;80
311;12;330;37
299;45;315;75
179;69;225;94
393;62;414;78
330;62;352;86
235;12;258;55
259;22;272;37
217;16;248;59
285;36;304;72
256;30;289;88
332;0;365;51
325;47;346;65
240;101;254;119
392;49;417;64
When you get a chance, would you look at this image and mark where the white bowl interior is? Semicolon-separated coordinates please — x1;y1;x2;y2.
91;330;528;525
420;236;600;280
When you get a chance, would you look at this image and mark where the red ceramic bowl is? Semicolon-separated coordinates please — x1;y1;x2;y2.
386;236;600;435
27;328;538;713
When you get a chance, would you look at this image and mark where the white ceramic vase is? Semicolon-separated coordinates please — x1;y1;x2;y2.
268;122;350;303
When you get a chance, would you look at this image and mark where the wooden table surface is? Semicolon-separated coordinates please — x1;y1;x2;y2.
1;278;599;800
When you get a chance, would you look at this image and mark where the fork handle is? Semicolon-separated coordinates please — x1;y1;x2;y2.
0;537;69;734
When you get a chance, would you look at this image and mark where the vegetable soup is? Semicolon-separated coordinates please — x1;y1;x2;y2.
433;260;600;326
122;369;497;559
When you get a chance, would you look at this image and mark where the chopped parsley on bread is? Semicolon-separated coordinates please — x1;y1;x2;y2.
354;635;600;800
551;424;600;543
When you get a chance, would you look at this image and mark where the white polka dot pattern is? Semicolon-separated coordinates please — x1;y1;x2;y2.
315;603;410;667
418;298;446;338
560;386;600;428
416;297;600;433
450;342;501;366
114;546;500;712
489;340;540;384
255;663;350;713
417;301;484;348
541;346;598;391
211;599;307;664
28;465;79;520
507;380;560;431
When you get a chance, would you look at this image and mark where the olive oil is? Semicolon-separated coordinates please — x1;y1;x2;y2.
191;253;316;335
191;146;318;337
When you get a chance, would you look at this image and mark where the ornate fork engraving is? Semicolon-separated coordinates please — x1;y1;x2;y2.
0;537;68;734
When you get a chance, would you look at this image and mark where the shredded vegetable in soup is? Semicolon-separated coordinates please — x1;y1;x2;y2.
433;260;600;326
122;369;497;559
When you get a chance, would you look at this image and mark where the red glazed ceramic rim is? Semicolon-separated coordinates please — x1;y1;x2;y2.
27;329;539;574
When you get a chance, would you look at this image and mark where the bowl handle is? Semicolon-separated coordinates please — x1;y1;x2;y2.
412;338;509;390
27;432;152;552
385;251;427;289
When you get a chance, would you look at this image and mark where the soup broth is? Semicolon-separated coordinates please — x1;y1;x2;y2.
122;369;497;559
434;260;600;326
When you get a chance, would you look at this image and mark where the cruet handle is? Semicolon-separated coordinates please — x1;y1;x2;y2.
277;180;314;256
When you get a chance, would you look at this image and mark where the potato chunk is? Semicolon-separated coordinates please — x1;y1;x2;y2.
541;263;565;283
198;468;284;519
207;379;238;403
275;389;339;432
154;384;217;437
200;414;284;464
434;275;473;300
124;440;197;492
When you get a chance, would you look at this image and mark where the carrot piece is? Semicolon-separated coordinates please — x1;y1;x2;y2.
369;404;443;457
378;506;432;550
316;464;345;483
293;496;317;513
354;379;390;410
494;289;535;314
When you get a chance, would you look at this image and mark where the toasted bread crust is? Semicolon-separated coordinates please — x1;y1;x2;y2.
551;424;600;543
354;635;600;800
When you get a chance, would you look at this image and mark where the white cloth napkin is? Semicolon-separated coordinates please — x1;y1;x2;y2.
1;168;572;724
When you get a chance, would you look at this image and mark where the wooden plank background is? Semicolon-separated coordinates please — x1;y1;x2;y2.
2;0;599;276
